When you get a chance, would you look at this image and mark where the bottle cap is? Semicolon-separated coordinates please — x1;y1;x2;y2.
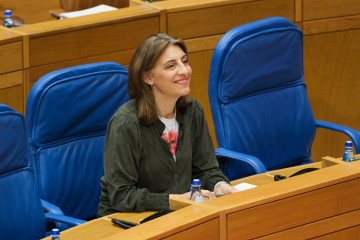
192;179;201;186
345;141;353;147
51;228;60;236
4;10;12;17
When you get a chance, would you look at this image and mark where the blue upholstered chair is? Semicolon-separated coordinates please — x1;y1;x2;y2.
0;104;85;240
208;17;360;180
25;62;129;220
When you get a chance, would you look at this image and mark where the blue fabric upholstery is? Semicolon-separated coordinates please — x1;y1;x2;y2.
25;62;130;219
0;104;85;240
209;17;360;180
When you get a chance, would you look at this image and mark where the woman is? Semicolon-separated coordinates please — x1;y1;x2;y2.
97;33;237;216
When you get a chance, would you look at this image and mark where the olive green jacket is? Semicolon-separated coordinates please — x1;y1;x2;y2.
97;97;229;216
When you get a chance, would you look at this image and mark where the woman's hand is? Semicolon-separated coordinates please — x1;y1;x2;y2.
215;182;238;195
200;190;216;200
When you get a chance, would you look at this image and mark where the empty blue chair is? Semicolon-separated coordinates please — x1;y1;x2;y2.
0;104;85;240
209;17;360;180
25;62;130;219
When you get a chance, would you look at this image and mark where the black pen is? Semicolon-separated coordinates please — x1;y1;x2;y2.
111;218;139;229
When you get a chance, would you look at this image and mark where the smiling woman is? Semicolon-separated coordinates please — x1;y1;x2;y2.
97;33;238;217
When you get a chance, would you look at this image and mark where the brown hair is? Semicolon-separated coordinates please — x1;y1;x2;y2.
128;33;191;125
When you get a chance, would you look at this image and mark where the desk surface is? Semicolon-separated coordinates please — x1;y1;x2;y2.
43;211;156;240
0;27;23;44
43;156;360;239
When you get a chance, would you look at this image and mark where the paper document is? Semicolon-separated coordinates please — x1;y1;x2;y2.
60;4;117;19
234;182;257;191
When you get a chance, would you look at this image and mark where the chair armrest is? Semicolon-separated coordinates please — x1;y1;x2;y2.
41;199;86;231
315;120;360;153
41;199;64;215
45;213;86;226
215;148;267;174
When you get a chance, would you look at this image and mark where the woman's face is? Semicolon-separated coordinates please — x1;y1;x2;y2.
145;45;192;102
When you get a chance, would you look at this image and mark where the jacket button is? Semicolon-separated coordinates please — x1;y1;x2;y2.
174;175;179;179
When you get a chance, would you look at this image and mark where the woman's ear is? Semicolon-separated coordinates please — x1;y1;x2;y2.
143;71;154;86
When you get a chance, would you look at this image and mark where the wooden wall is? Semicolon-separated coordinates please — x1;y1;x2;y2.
0;27;25;113
301;0;360;162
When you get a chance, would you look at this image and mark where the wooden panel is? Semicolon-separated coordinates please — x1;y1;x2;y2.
0;41;23;74
167;0;295;39
185;34;222;53
0;27;23;44
313;225;360;240
303;15;360;35
303;29;360;162
188;50;216;147
0;73;24;113
29;48;135;83
227;177;360;239
295;0;302;23
28;16;159;66
162;218;219;240
0;0;60;24
16;5;159;36
303;0;360;21
0;71;22;89
257;209;360;239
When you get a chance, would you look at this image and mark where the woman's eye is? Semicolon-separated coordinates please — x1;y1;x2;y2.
182;57;189;64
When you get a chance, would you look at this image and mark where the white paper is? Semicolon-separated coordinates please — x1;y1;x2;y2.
234;182;257;191
60;4;117;19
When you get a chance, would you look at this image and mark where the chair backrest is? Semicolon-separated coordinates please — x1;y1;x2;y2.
0;104;46;240
209;17;316;175
25;62;129;219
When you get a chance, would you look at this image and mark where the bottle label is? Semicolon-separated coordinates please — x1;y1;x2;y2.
3;19;14;28
194;195;203;202
343;151;354;162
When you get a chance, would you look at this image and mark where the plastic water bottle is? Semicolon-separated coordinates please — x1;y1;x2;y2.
51;228;60;240
342;141;355;162
190;179;204;202
3;10;14;28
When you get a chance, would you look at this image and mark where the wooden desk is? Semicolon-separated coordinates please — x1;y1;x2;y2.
43;205;221;240
42;211;156;240
47;156;360;239
207;161;360;239
0;27;25;113
13;4;160;113
173;156;360;239
0;0;60;24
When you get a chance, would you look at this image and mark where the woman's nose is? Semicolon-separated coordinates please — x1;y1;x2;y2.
178;63;190;75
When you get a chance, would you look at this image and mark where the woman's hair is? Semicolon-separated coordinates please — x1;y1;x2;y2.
128;33;191;125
